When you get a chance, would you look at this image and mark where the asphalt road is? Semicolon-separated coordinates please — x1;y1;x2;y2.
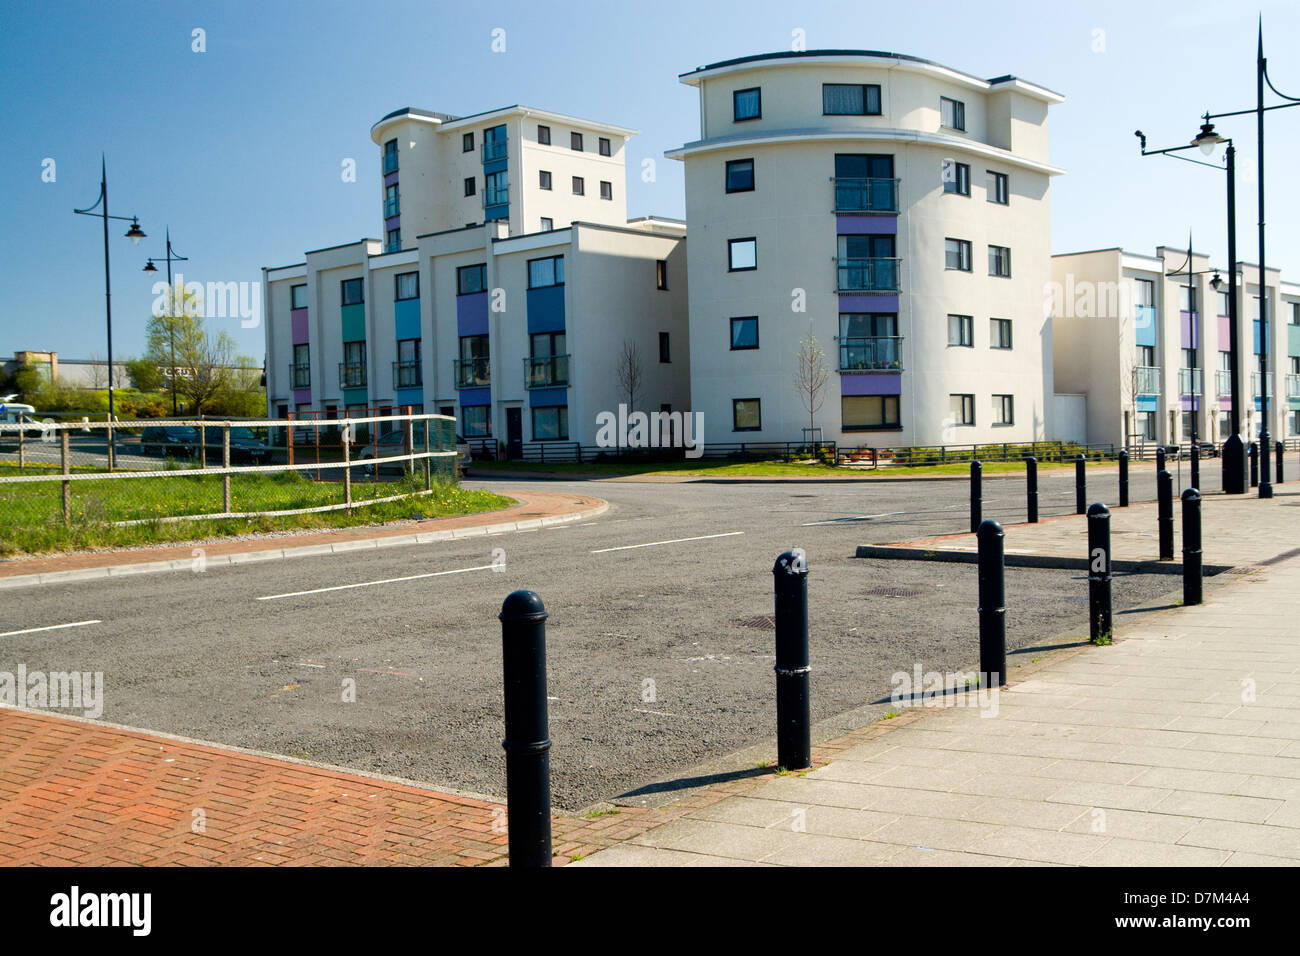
0;463;1221;810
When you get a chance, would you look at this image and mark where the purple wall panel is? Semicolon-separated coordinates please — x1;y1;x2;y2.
837;295;899;313
841;373;901;396
1218;314;1231;343
384;171;399;187
836;216;898;236
385;215;401;232
457;291;489;337
1180;311;1199;349
293;388;311;404
291;308;309;345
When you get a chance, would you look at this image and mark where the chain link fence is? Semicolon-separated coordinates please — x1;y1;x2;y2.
0;413;458;541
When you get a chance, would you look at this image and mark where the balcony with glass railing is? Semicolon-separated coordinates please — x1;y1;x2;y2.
338;362;367;388
454;357;490;388
836;258;900;293
481;136;508;164
524;354;570;389
839;336;903;372
383;196;400;217
1133;366;1161;395
1216;369;1234;397
1288;374;1300;399
290;363;310;389
1178;368;1203;395
483;181;509;210
392;361;421;389
832;178;899;213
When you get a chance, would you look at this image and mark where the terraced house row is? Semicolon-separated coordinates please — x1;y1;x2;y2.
262;49;1296;453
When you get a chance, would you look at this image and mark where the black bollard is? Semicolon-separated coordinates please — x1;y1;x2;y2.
1158;469;1174;560
1075;454;1086;515
1277;441;1284;484
1026;456;1039;523
970;460;983;533
499;590;553;867
1156;445;1167;474
976;520;1006;688
1118;450;1129;507
1181;488;1202;606
1087;503;1112;644
1249;442;1258;487
1190;441;1201;491
773;550;811;770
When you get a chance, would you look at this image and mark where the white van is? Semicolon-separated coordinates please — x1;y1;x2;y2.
0;403;41;441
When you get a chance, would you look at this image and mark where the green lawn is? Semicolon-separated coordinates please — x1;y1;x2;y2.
0;465;513;556
469;458;1093;480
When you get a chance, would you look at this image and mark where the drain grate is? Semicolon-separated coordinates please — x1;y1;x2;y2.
731;615;776;629
1225;566;1264;575
865;585;928;598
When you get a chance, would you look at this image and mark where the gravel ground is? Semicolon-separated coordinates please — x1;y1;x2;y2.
0;466;1214;810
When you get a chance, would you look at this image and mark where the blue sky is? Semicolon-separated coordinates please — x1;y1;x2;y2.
3;0;1299;361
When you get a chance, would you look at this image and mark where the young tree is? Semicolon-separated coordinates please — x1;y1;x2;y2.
616;338;643;412
125;356;164;393
87;352;108;390
794;334;831;448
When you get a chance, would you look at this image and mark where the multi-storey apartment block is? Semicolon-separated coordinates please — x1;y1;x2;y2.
667;50;1064;446
264;105;689;451
1051;246;1300;449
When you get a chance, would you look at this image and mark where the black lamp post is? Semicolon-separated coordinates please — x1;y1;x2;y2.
74;156;145;467
1135;126;1245;492
143;227;188;415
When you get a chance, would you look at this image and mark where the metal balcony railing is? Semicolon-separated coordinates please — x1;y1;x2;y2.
289;363;310;389
454;357;490;388
832;178;900;213
338;362;367;388
836;257;900;293
482;137;508;164
1178;368;1203;395
392;361;421;389
524;354;570;389
1289;374;1300;399
1133;366;1161;395
483;183;509;209
1216;369;1234;397
838;336;903;371
383;196;400;217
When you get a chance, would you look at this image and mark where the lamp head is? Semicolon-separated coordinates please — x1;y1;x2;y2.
1210;271;1223;291
124;218;146;245
1134;130;1147;151
1192;117;1226;156
143;259;157;274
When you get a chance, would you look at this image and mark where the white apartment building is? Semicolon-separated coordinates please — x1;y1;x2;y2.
667;49;1064;446
1051;246;1300;449
264;105;689;453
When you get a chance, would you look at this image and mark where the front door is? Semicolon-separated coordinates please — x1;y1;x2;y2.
506;407;523;460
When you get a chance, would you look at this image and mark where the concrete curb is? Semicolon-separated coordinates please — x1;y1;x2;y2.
0;500;609;591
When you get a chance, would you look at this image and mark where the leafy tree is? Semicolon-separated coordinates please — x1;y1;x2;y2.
124;357;164;393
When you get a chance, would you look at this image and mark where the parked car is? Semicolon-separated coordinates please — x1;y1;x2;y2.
1197;441;1219;459
200;426;272;465
139;425;201;457
357;430;472;477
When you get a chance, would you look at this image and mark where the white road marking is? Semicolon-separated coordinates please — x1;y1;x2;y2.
590;531;744;554
0;619;101;638
256;564;497;600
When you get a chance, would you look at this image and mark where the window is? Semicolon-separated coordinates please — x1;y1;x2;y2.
1135;278;1155;307
528;332;568;387
570;131;584;151
292;344;310;388
987;170;1008;204
484;170;508;207
460;334;489;361
385;229;400;253
733;87;761;121
344;340;365;365
532;405;569;441
730;316;759;350
839;313;899;369
539;170;552;190
726;158;755;193
537;124;551;145
728;238;757;271
950;393;975;426
989;245;1012;277
385;182;400;216
600;180;613;200
1138;345;1156;367
540;217;553;231
990;318;1012;349
1180;286;1198;312
948;314;973;347
572;176;585;196
940;96;965;131
395;272;419;300
397;338;420;364
342;340;366;387
530;331;565;357
943;160;970;196
1218;291;1231;316
395;338;421;388
599;137;611;156
1183;346;1197;369
462;405;491;437
464;176;476;197
341;278;364;305
945;238;972;272
383;139;398;173
1137;410;1157;441
457;335;489;388
659;332;671;363
457;264;487;296
732;398;761;431
1292;303;1300;325
992;394;1014;425
823;83;881;115
290;284;307;310
656;259;668;290
528;255;564;288
462;132;474;153
842;395;900;429
483;125;507;162
833;153;896;211
837;234;897;291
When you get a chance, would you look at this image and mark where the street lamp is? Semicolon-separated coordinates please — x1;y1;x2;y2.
73;156;145;469
1135;123;1245;493
142;227;189;415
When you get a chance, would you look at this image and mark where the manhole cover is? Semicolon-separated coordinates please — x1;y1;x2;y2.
1226;566;1263;575
731;616;776;629
865;585;928;598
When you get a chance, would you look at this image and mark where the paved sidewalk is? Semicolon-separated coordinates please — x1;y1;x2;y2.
0;490;606;589
576;496;1300;867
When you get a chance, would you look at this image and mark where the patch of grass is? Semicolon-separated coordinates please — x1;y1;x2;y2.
882;711;899;720
1091;633;1114;646
756;760;772;770
775;766;791;776
585;808;619;819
